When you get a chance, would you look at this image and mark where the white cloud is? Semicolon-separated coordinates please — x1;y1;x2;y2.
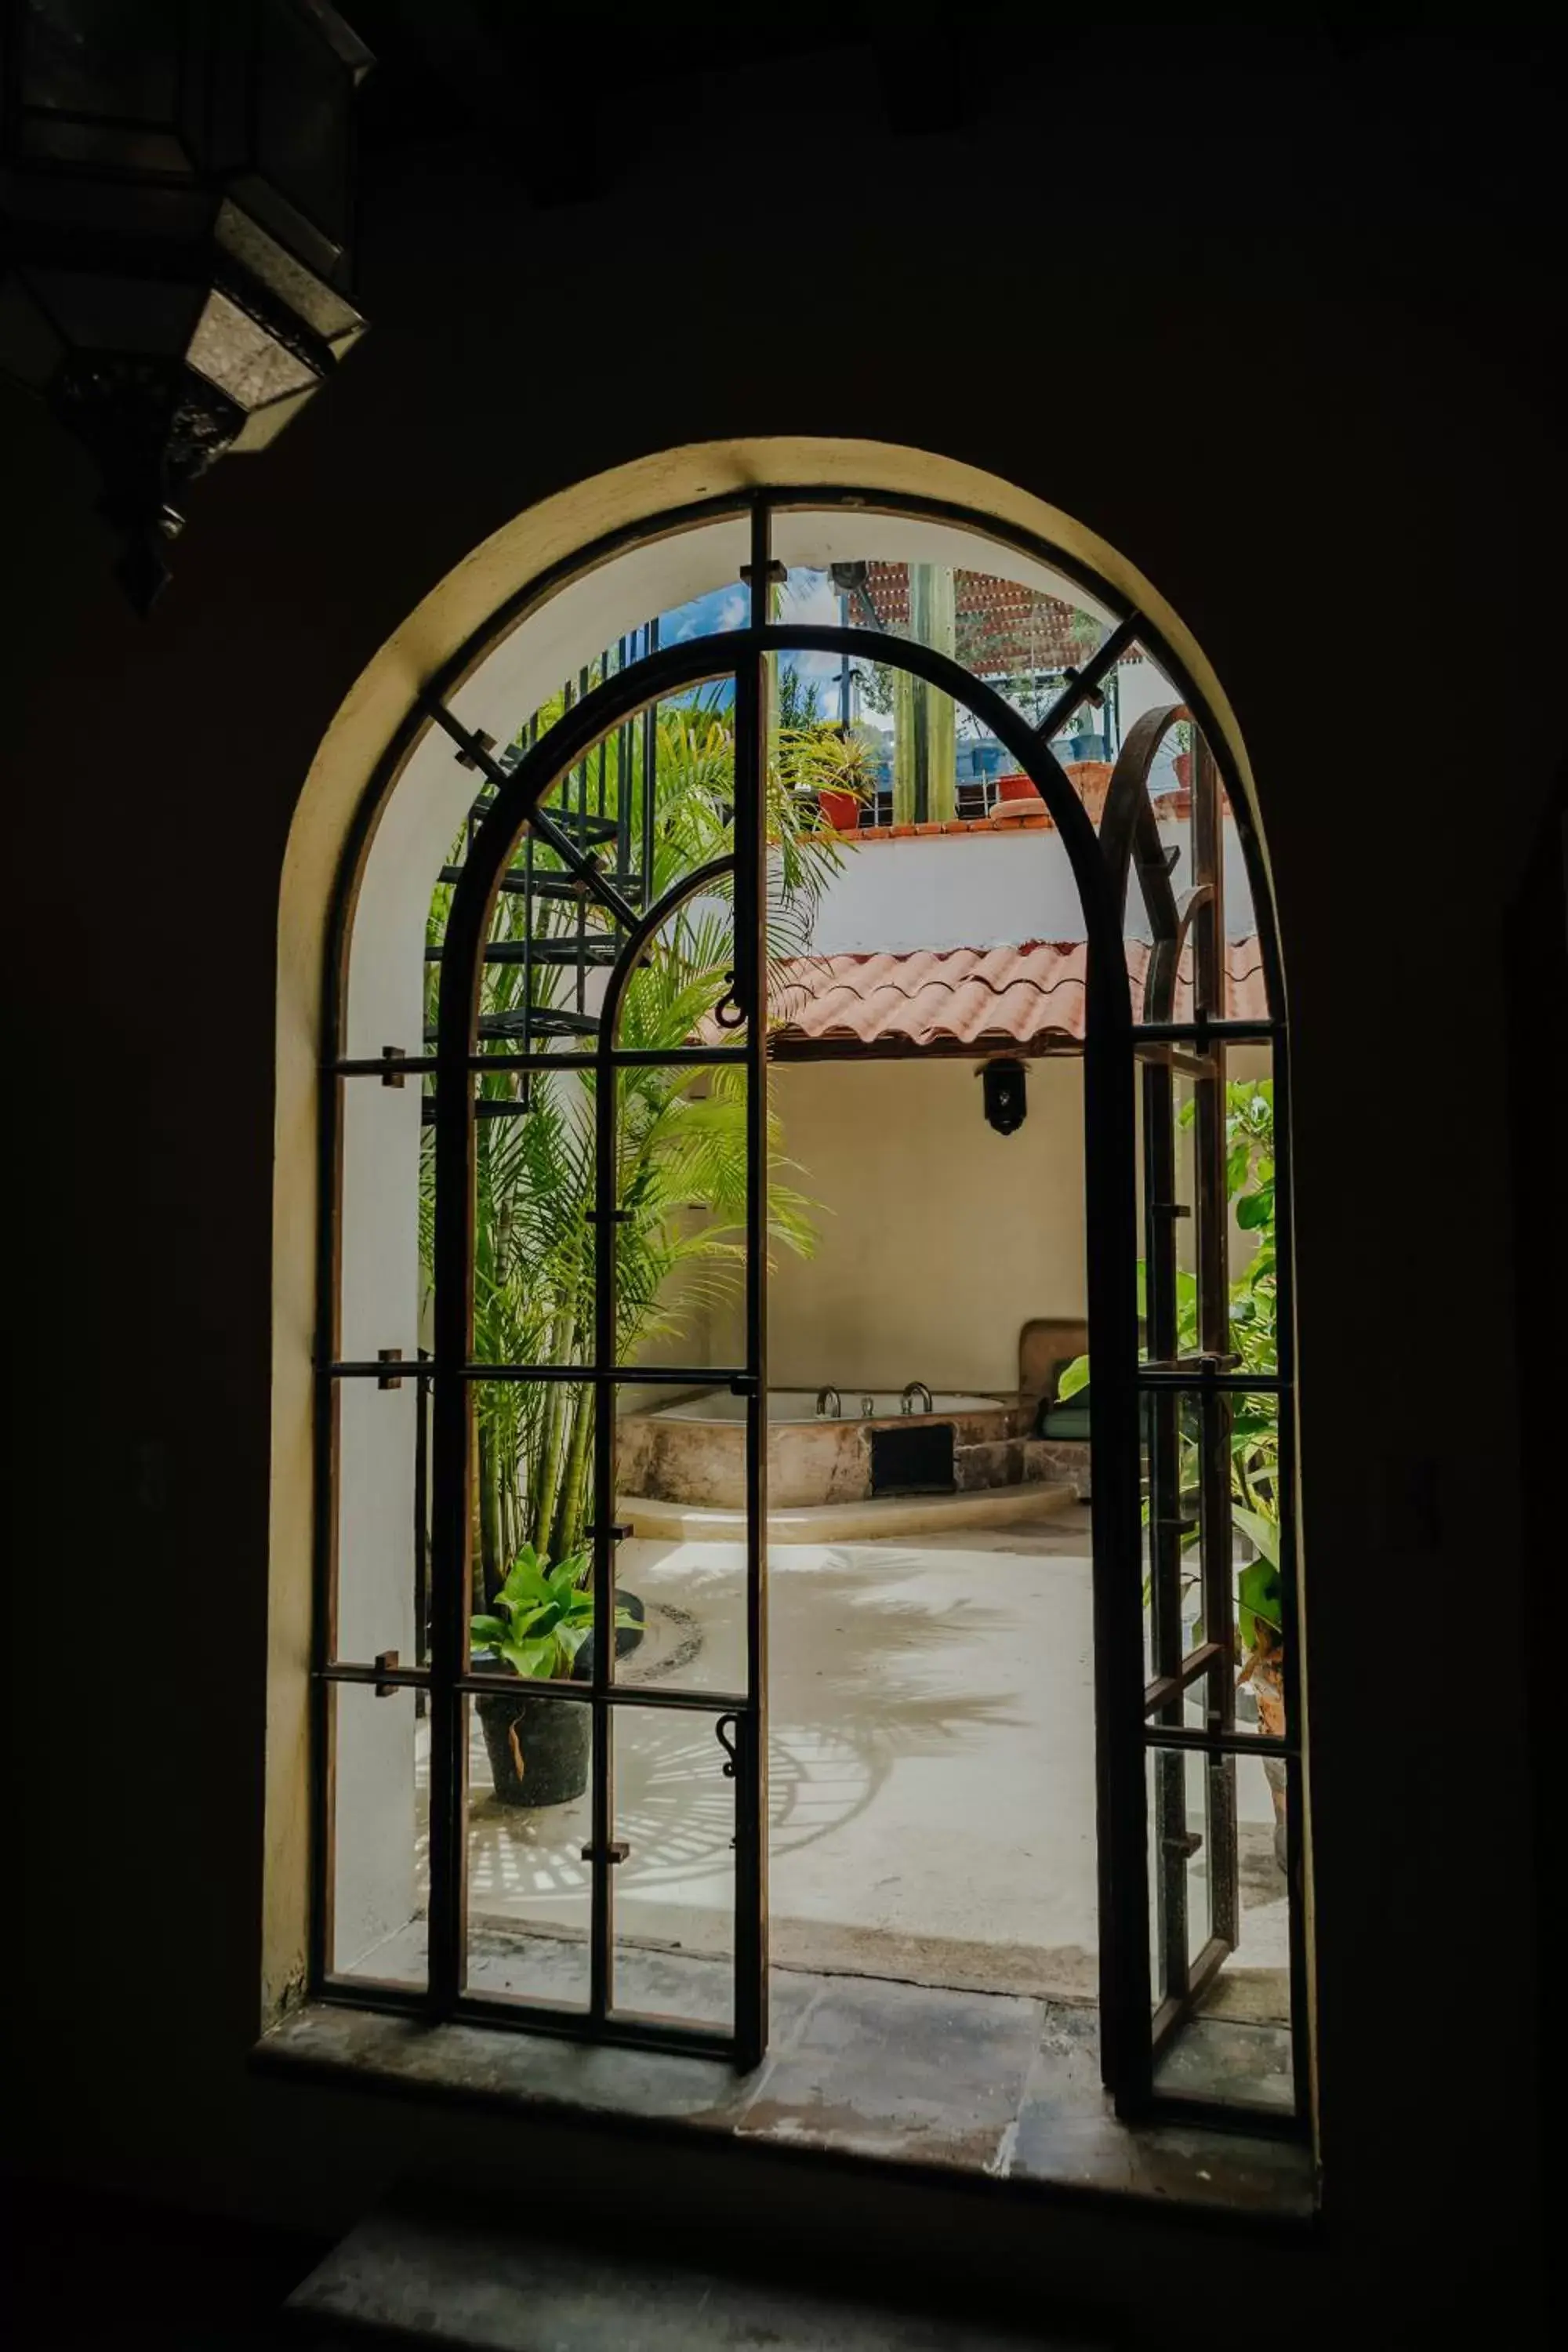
782;568;839;626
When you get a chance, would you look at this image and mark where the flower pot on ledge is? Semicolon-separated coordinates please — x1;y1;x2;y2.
989;774;1047;826
818;789;860;831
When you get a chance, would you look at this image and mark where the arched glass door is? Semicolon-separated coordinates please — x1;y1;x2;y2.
314;492;1304;2124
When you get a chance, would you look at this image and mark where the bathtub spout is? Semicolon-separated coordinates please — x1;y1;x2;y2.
902;1381;935;1414
815;1386;841;1420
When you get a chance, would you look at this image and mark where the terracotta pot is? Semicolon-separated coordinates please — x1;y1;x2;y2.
818;789;859;831
995;771;1040;802
1173;750;1192;789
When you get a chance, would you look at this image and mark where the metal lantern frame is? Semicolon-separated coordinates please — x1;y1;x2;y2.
0;0;372;604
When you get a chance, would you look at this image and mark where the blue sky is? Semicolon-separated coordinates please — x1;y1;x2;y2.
660;568;862;721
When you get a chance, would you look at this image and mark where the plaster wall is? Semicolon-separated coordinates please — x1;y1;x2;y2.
768;1058;1087;1394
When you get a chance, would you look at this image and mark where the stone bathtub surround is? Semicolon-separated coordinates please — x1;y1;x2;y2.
619;1391;1018;1511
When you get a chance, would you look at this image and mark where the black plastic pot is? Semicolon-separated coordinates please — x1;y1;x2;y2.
476;1682;591;1808
574;1588;645;1683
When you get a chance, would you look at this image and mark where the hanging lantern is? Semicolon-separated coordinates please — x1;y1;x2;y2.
979;1056;1028;1137
0;0;373;608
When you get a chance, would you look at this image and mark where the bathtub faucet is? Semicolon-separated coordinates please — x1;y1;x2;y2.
815;1386;841;1419
902;1381;934;1415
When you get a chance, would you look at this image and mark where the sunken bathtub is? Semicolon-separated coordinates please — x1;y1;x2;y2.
618;1388;1014;1511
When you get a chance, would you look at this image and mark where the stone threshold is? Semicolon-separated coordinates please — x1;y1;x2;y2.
620;1481;1079;1544
256;1974;1315;2228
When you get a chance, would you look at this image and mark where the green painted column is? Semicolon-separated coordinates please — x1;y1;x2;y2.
893;564;956;823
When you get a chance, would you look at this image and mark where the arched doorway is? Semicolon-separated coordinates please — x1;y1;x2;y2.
310;481;1304;2131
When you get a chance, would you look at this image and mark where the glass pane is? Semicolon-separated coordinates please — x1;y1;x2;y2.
338;1069;424;1364
611;1704;737;2031
1221;1046;1279;1370
430;695;648;1067
1139;1386;1204;1697
328;1682;425;1987
331;1367;430;1669
463;1693;592;2011
1146;1744;1238;1997
1227;1386;1285;1740
1134;1039;1276;1370
1150;1744;1296;2117
613;1382;748;1697
466;1381;599;1671
615;1064;750;1375
467;1069;598;1367
479;763;633;1057
1141;1386;1284;1743
837;557;1116;823
1217;764;1263;947
1134;1052;1200;1366
617;873;745;1051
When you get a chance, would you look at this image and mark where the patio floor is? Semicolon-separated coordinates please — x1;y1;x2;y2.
356;1504;1293;2125
457;1504;1287;2005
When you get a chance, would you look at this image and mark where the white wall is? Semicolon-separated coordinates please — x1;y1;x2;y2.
768;1057;1086;1394
808;829;1089;950
803;816;1254;956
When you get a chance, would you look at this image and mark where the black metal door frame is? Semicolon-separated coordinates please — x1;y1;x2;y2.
313;487;1305;2124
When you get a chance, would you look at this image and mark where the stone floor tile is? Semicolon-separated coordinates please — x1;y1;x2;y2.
735;1972;1044;2169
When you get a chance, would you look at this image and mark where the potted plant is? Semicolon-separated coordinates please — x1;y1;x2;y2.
470;1544;641;1807
785;717;873;833
1171;719;1194;791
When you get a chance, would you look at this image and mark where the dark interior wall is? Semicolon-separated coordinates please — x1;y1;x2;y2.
4;24;1561;2343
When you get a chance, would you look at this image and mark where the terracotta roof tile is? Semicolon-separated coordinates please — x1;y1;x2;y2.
719;942;1269;1050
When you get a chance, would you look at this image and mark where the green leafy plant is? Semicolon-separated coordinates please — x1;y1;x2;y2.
470;1544;637;1682
1055;1076;1283;1668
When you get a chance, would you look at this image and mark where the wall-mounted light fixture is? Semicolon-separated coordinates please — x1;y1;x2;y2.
0;0;372;609
979;1056;1028;1136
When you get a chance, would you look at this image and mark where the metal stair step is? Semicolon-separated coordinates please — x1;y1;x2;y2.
439;865;645;902
425;937;620;967
467;800;621;846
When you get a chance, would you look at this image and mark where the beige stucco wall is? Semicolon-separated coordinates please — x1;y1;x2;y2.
767;1058;1086;1395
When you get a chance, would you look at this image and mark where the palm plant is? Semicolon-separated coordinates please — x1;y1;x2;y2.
422;685;858;1620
